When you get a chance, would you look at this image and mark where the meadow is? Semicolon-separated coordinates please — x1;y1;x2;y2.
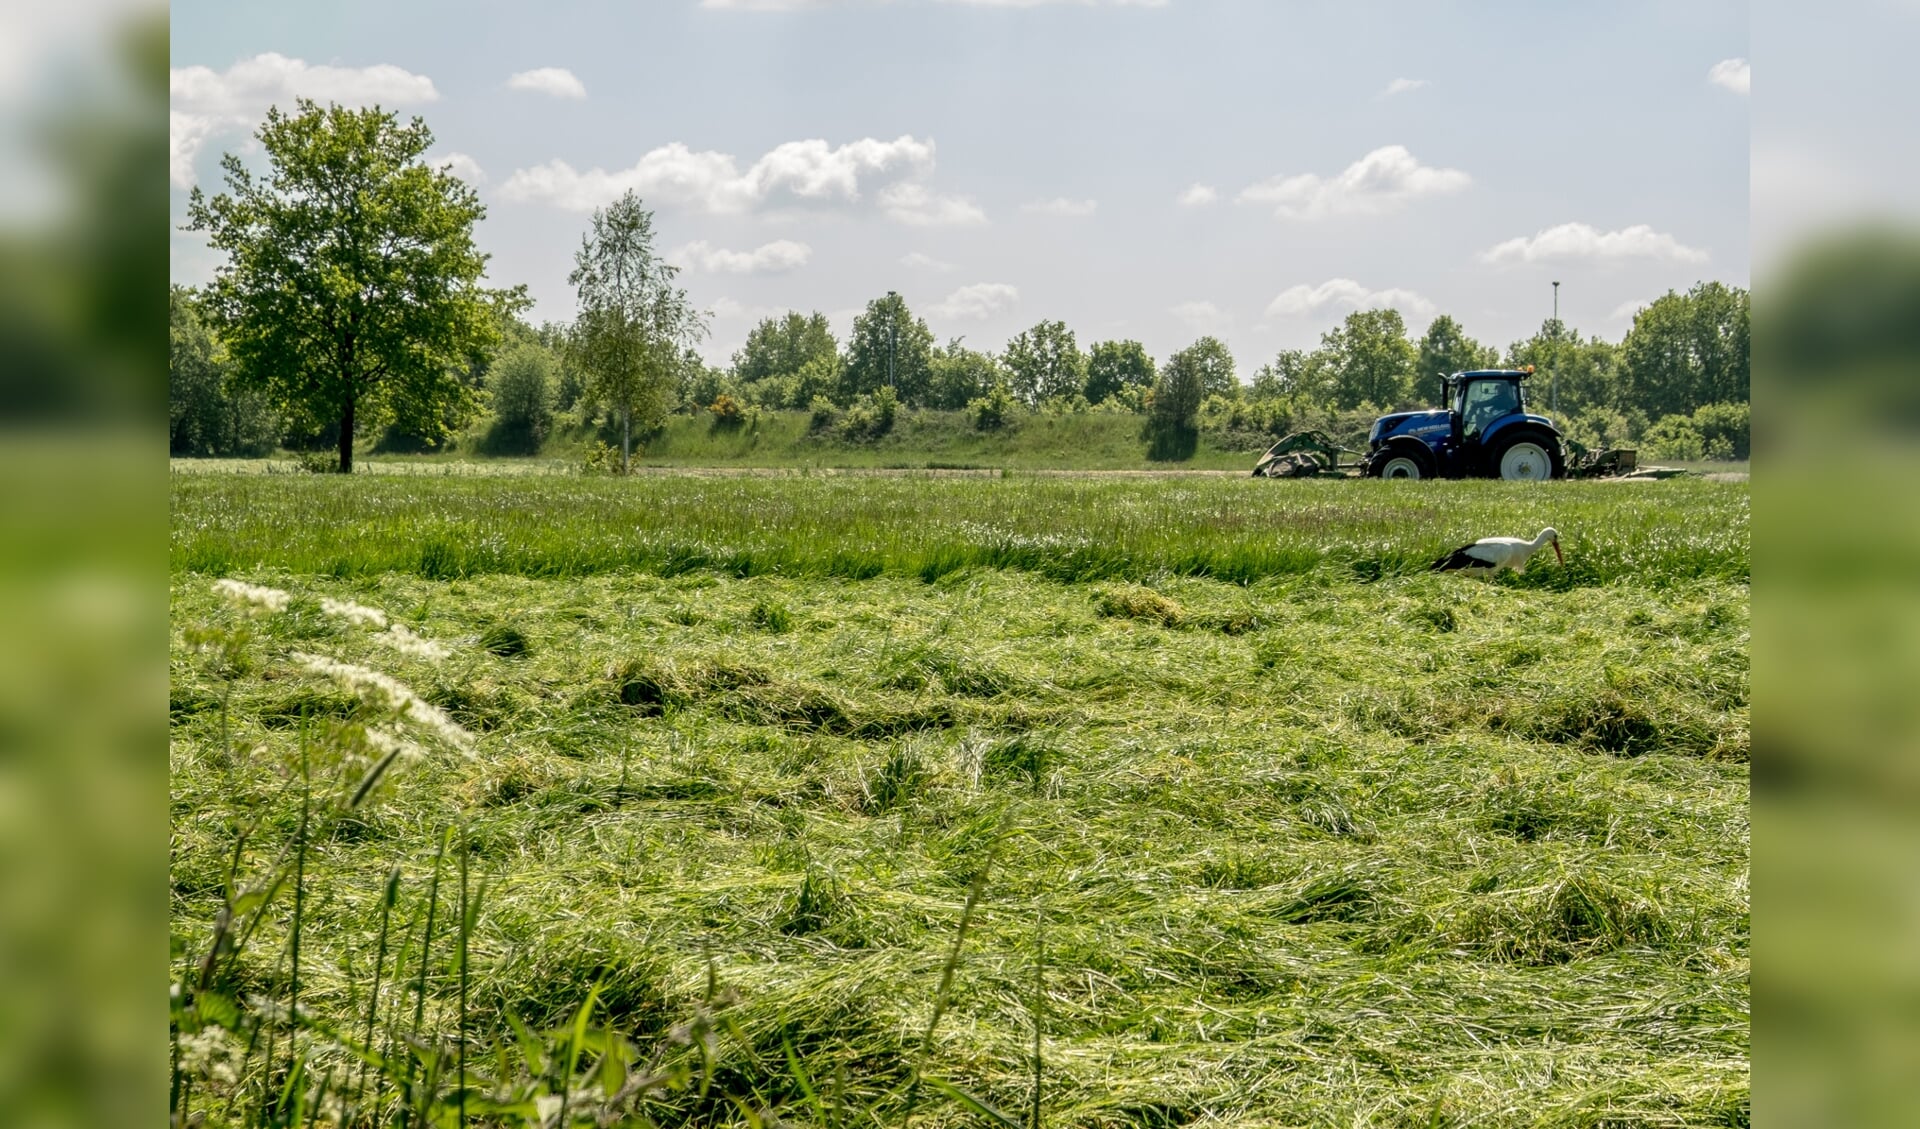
169;471;1749;1127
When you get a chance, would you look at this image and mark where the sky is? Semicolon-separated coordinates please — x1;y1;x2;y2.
168;0;1751;373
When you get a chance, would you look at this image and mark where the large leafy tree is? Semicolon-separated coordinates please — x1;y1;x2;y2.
568;190;706;472
1317;308;1416;410
185;100;507;472
1621;282;1750;418
1084;339;1155;404
844;292;934;406
1174;335;1238;399
1414;315;1498;397
1506;319;1620;419
732;312;839;387
1003;320;1088;406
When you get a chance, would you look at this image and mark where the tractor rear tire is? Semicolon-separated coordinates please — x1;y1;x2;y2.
1492;429;1566;481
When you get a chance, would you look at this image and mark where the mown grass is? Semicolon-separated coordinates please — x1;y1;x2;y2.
171;471;1747;589
169;475;1747;1126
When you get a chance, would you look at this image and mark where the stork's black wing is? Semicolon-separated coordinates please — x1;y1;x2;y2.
1430;544;1483;571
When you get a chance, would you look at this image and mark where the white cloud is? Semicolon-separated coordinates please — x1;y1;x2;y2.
169;111;220;189
507;67;587;99
707;296;785;321
431;151;486;184
1169;300;1232;335
1264;278;1435;319
901;251;955;271
1176;183;1217;207
1378;77;1429;99
1708;57;1750;95
502;135;944;215
1237;145;1470;220
1481;222;1708;265
169;53;440;187
1021;196;1098;217
931;282;1019;320
879;181;989;226
671;239;813;274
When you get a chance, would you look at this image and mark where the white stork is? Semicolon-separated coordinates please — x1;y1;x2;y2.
1430;527;1564;576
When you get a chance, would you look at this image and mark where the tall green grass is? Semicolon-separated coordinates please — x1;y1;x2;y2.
171;472;1747;588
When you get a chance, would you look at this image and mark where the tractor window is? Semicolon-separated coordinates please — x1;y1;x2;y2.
1462;381;1518;437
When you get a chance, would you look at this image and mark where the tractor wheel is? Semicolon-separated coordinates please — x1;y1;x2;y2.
1492;430;1566;481
1370;444;1434;480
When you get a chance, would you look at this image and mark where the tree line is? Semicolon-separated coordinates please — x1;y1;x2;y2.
172;101;1750;469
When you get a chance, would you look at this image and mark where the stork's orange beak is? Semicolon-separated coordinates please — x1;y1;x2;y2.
1552;540;1564;566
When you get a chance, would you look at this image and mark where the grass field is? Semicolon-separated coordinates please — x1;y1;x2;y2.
169;471;1749;1127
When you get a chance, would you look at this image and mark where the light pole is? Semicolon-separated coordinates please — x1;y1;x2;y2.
886;290;898;391
1550;281;1561;414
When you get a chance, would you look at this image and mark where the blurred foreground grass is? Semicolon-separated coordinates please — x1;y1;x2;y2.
1757;225;1920;1124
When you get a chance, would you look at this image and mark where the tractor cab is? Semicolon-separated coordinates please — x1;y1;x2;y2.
1451;371;1524;442
1365;367;1567;480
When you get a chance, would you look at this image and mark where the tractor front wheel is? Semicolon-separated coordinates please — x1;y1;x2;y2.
1492;430;1566;481
1369;443;1435;480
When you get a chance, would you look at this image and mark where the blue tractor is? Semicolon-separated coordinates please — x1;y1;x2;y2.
1363;367;1567;481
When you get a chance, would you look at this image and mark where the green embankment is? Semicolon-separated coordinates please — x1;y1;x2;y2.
455;409;1271;471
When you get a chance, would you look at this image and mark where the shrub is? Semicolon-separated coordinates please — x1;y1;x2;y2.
837;387;897;440
968;380;1017;431
581;439;624;475
483;342;555;455
708;393;747;432
1563;406;1635;453
1689;401;1749;460
1642;414;1706;462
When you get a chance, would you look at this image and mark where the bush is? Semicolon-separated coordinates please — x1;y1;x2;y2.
1689;401;1749;460
837;387;897;441
1642;415;1706;462
708;393;747;432
807;396;838;433
1563;407;1635;454
968;380;1017;431
580;439;624;475
482;342;555;455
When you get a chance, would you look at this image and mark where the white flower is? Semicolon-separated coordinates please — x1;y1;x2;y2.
292;652;474;752
319;596;389;628
177;1024;244;1087
376;623;449;661
363;726;424;762
213;578;290;613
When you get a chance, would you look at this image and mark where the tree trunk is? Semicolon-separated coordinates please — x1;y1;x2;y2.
621;404;631;475
338;395;355;474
